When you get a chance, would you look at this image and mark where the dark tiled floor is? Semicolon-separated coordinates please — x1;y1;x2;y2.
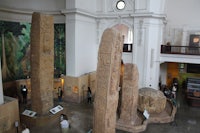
21;90;200;133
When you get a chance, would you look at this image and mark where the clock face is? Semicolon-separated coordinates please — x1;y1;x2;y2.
116;0;125;10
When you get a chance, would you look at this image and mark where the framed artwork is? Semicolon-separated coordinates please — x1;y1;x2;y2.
189;34;200;47
189;34;200;54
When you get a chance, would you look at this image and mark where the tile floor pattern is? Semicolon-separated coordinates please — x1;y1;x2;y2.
22;91;199;133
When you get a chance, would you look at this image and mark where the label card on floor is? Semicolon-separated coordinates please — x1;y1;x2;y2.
143;109;150;119
22;109;37;117
49;105;63;114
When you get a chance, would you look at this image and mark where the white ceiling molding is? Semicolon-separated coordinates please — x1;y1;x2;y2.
0;7;62;16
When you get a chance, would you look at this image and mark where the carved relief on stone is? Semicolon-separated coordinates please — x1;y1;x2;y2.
41;15;54;54
93;28;123;133
98;53;111;65
119;63;139;124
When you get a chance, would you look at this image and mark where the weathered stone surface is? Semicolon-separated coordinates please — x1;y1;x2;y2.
0;96;19;133
119;63;139;124
63;75;88;103
138;87;166;113
31;12;54;115
93;28;123;133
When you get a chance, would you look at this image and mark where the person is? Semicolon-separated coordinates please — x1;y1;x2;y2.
60;114;70;133
172;85;177;99
87;87;92;104
58;87;63;102
21;85;28;104
21;124;30;133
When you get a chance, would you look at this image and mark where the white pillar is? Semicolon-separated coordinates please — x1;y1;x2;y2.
0;61;4;104
64;13;97;77
134;18;164;89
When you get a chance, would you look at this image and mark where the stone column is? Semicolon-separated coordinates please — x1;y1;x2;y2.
0;61;4;104
93;28;123;133
31;12;54;115
118;63;139;124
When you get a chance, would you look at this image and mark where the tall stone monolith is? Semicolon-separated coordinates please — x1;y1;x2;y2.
118;63;139;125
31;12;54;115
93;28;123;133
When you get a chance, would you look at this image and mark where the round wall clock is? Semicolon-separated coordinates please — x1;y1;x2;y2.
116;0;125;10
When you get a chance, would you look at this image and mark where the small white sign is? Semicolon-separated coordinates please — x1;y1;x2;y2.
49;105;63;114
22;109;37;117
143;109;150;119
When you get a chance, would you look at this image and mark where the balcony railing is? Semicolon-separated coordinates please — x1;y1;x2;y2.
161;45;200;55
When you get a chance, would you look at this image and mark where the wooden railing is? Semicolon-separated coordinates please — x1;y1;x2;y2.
161;45;200;55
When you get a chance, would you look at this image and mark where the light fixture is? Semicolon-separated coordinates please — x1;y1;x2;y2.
116;0;126;10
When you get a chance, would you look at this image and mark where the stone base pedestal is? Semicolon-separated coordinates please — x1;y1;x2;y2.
148;99;177;123
0;96;20;133
138;87;166;113
116;111;148;133
116;99;176;133
20;108;66;128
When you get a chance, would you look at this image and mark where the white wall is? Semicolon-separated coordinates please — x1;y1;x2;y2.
122;53;133;63
75;15;97;76
135;0;148;13
164;0;200;46
0;0;65;23
76;0;96;12
65;14;76;76
0;0;65;11
149;0;166;14
135;0;166;14
165;0;200;27
65;14;97;77
66;0;96;12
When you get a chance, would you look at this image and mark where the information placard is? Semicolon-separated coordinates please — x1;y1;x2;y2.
22;109;37;117
49;105;63;114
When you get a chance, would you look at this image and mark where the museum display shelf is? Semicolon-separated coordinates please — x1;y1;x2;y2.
186;77;200;107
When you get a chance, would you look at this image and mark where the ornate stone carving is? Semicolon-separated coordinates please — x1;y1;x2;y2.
93;28;123;133
119;63;139;124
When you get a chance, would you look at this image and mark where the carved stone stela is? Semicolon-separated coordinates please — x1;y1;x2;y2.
93;28;123;133
119;63;139;124
31;12;54;115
